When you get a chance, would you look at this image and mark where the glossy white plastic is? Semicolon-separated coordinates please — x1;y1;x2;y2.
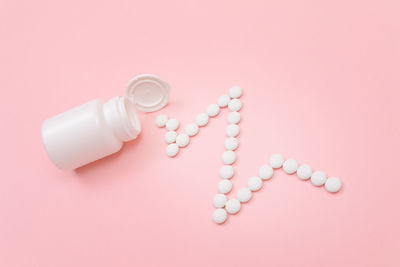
42;74;170;170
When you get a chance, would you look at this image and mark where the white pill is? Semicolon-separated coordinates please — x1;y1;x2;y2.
212;208;227;224
220;165;234;179
226;124;240;137
166;118;179;131
227;112;241;124
311;171;327;186
225;199;241;214
176;133;190;147
237;188;252;203
224;137;239;150
258;165;273;180
297;164;313;180
269;154;284;168
155;114;168;127
164;131;177;144
195;113;209;126
248;176;263;191
218;179;232;194
283;159;298;174
229;86;243;98
213;194;227;208
206;104;220;117
166;143;179;157
217;94;231;107
222;150;236;165
228;99;242;112
185;123;199;137
325;177;342;193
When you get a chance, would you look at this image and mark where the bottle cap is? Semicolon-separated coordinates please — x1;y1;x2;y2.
126;74;170;112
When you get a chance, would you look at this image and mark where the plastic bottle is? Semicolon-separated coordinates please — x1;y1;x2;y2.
41;74;170;170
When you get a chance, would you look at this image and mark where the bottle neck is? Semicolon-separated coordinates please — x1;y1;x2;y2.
103;96;141;142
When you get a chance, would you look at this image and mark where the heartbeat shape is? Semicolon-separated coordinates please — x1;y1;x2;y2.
156;87;342;224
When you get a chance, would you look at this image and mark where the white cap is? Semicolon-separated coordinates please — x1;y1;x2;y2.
126;74;170;112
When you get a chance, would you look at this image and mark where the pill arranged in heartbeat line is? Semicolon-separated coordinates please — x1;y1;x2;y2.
156;86;342;224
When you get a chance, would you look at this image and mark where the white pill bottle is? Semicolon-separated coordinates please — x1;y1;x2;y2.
41;74;170;170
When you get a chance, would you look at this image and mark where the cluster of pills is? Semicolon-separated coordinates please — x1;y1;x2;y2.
155;114;190;156
213;155;342;224
155;86;243;157
156;86;342;225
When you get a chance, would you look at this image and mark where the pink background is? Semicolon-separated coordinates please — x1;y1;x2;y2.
1;0;399;266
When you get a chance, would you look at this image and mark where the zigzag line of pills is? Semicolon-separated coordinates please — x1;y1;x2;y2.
155;86;342;224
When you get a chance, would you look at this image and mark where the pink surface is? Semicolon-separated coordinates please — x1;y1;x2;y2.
1;0;399;266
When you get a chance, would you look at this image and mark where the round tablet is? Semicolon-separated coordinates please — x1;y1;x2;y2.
224;137;239;151
248;176;263;191
166;143;179;157
213;194;227;208
227;112;241;124
206;104;220;117
269;154;284;168
217;94;231;107
283;159;298;174
229;86;243;98
155;114;168;127
225;198;241;214
237;188;252;203
297;164;312;180
164;131;177;144
325;177;342;193
258;165;273;180
166;118;179;131
228;99;242;112
220;165;234;179
218;179;232;194
222;150;236;165
185;123;199;137
176;133;190;147
195;113;209;127
212;208;227;224
226;124;240;137
311;171;327;186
